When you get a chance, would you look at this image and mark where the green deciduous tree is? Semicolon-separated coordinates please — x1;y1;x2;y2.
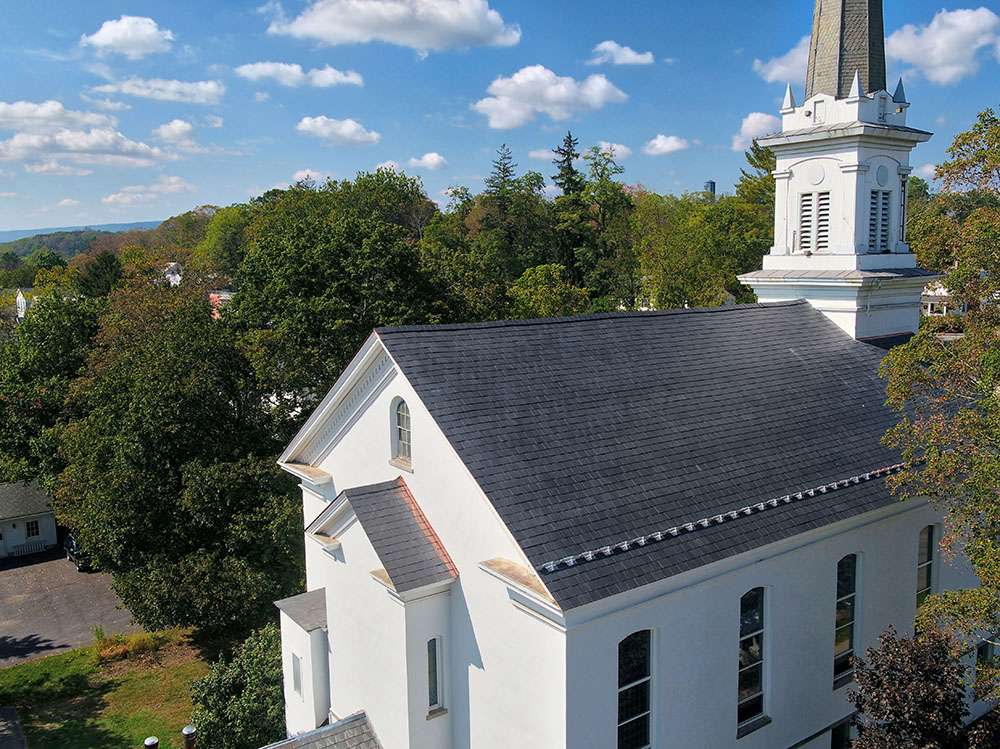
936;108;1000;196
508;264;589;319
190;623;286;749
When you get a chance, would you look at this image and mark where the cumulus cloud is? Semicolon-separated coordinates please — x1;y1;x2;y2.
597;141;632;159
205;115;223;128
376;160;400;171
293;168;328;182
267;0;520;52
914;164;937;179
296;116;380;145
58;198;82;207
0;100;115;133
752;35;810;84
643;134;689;156
235;61;363;87
102;174;195;205
92;77;225;105
153;119;195;142
79;95;131;112
731;112;781;151
528;148;555;160
25;161;93;176
407;152;447;170
254;92;271;102
587;40;654;66
472;65;627;129
80;16;174;59
887;7;1000;85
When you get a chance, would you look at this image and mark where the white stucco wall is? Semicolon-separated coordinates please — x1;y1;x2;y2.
278;611;330;734
562;498;978;749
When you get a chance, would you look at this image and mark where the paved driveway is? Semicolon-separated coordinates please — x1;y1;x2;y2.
0;549;137;669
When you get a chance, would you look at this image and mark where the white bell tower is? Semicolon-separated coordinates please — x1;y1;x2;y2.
739;0;938;342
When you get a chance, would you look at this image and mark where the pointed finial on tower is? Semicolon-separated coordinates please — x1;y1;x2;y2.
782;83;797;112
892;77;907;103
848;70;865;100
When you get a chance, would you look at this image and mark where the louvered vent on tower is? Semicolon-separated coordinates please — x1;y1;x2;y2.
815;192;831;251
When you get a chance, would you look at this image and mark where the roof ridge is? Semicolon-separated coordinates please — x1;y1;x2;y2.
377;300;808;335
536;462;909;575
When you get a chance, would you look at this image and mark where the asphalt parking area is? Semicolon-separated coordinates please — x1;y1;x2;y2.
0;548;137;669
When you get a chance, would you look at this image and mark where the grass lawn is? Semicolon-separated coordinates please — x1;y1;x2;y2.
0;631;210;749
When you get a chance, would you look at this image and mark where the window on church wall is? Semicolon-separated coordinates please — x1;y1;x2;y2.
869;190;892;252
917;525;937;609
834;554;858;687
392;399;411;466
427;637;443;711
738;588;766;727
798;192;830;253
900;176;909;244
618;630;652;749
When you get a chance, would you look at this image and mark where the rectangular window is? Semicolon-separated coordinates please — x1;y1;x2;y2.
831;721;855;748
975;641;995;700
917;526;935;608
798;192;831;253
618;630;652;749
834;555;857;686
738;588;766;727
869;190;892;252
25;520;39;538
427;637;442;710
292;653;302;697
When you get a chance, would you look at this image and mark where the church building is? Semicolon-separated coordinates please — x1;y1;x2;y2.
273;1;984;747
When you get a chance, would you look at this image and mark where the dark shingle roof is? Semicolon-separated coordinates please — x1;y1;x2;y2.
275;589;327;632
262;712;381;748
0;482;52;522
376;300;906;610
344;479;457;593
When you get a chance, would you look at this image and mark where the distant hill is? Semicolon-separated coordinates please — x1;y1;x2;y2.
0;221;162;245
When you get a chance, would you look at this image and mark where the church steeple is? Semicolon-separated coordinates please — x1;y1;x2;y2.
805;0;887;100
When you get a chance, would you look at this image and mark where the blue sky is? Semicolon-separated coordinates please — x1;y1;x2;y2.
1;0;998;230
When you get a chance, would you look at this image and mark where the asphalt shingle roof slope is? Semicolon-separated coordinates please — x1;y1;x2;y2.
344;478;457;593
262;712;381;748
376;300;908;610
0;481;52;522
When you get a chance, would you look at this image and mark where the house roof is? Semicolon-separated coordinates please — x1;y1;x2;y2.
262;712;381;748
341;478;457;594
275;588;327;632
376;300;907;610
0;481;53;522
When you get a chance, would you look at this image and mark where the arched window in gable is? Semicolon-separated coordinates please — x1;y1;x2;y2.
392;399;411;466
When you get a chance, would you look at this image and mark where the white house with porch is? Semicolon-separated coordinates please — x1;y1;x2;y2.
0;482;57;558
273;1;985;747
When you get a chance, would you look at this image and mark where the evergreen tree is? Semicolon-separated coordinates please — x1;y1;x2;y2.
552;132;585;196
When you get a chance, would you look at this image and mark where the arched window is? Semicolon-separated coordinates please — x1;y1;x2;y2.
393;399;411;464
739;588;766;728
617;630;652;749
917;525;936;608
834;555;858;686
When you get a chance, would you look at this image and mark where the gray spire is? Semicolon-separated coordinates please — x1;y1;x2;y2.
805;0;887;100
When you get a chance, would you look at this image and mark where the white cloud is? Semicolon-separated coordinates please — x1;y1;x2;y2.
0;100;115;133
296;115;380;145
79;95;131;112
92;77;225;105
58;198;82;207
102;174;195;205
0;169;12;178
752;35;810;84
529;148;555;160
24;161;92;176
472;65;627;129
376;160;400;171
205;115;224;128
0;127;172;172
293;168;328;182
0;192;19;198
587;40;654;66
254;92;271;102
731;112;781;151
153;119;194;142
887;7;1000;85
267;0;521;52
235;61;363;88
407;152;447;170
597;141;632;159
80;16;174;59
914;164;937;179
643;134;690;156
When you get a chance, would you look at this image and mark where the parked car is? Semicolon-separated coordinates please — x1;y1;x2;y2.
64;533;93;571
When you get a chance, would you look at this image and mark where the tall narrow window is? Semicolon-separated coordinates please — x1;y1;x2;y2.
834;555;857;686
292;653;303;697
798;193;831;253
394;400;411;463
427;637;442;710
618;630;652;749
917;526;936;608
738;588;766;727
869;190;892;252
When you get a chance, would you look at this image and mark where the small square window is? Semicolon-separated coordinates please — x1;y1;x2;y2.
25;520;39;538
